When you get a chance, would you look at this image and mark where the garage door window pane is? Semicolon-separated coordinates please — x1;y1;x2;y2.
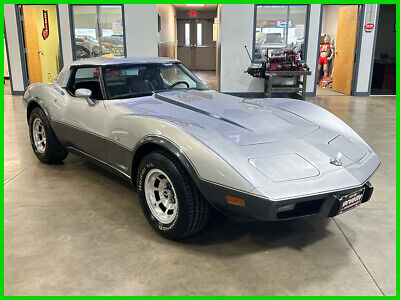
72;5;125;59
197;23;202;46
185;23;190;46
254;5;308;61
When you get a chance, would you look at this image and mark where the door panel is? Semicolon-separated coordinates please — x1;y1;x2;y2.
36;5;61;83
194;20;216;71
177;20;194;69
58;95;107;161
21;5;61;84
56;67;107;160
195;47;216;70
21;5;42;83
332;5;359;95
177;46;193;70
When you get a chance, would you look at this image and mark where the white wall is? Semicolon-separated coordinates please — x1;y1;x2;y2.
219;4;263;93
355;4;379;94
157;4;177;59
124;4;158;57
305;4;322;94
4;4;25;93
321;5;344;45
57;4;73;66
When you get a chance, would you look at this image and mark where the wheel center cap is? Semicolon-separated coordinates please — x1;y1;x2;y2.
163;190;171;199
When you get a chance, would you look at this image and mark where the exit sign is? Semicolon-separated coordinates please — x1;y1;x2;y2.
189;10;196;16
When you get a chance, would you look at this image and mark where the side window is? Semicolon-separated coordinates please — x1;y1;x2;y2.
67;67;103;100
103;66;151;99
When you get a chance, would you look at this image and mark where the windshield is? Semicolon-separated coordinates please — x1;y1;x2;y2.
103;63;208;99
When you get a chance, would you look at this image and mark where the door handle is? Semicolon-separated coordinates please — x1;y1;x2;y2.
38;50;44;56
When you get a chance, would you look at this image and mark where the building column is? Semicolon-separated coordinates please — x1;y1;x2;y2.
355;4;379;96
4;4;25;94
219;4;263;95
124;4;158;57
305;4;322;96
57;4;73;67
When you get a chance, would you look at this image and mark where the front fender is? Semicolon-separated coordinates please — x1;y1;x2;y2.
25;97;52;123
128;124;254;194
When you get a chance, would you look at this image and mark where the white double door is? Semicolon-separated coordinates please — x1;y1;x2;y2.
177;19;216;71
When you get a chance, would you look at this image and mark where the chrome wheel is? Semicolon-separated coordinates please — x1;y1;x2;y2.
144;169;178;224
32;118;46;153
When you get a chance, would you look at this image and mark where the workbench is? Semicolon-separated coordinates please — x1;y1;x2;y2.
263;70;311;100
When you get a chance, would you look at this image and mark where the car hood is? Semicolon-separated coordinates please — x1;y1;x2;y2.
154;89;319;145
120;90;379;199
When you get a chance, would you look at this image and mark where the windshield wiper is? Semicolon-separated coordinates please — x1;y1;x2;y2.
155;87;208;93
111;92;153;99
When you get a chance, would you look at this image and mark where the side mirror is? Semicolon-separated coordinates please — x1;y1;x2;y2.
75;88;94;106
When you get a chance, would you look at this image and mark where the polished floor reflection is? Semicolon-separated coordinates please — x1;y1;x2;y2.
4;81;395;295
193;71;218;91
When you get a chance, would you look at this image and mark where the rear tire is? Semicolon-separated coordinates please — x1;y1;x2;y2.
137;150;211;239
29;107;68;164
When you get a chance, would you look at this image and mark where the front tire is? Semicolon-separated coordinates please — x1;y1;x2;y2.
29;107;68;164
137;150;211;239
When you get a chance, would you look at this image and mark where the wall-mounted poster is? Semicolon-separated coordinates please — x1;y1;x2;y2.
112;21;123;36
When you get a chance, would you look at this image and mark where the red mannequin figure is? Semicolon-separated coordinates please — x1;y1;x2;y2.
318;34;334;81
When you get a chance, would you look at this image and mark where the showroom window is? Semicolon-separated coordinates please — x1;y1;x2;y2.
71;5;126;59
253;5;308;61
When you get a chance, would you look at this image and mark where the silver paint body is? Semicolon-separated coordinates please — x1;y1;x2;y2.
23;57;380;202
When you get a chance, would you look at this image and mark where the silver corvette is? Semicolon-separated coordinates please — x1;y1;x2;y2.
23;57;380;239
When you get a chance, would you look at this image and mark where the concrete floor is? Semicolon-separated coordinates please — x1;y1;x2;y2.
4;81;396;295
193;71;219;91
316;85;346;97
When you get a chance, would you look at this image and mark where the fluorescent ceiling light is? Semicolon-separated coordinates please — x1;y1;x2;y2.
186;4;205;6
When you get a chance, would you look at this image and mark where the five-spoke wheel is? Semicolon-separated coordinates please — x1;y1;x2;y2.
32;118;47;153
144;169;178;225
28;107;68;164
137;150;211;239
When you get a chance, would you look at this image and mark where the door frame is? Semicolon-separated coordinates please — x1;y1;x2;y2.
14;4;64;89
68;4;127;61
364;4;380;96
4;19;19;94
314;4;365;96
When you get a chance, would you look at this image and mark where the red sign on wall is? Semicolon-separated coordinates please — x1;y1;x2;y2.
42;10;49;40
189;10;196;16
364;22;375;32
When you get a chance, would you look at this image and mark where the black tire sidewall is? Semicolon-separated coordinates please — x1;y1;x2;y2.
29;108;53;162
137;152;192;239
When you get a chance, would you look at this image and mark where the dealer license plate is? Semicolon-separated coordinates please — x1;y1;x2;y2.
338;189;364;214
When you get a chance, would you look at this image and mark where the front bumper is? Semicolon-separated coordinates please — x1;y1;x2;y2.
198;180;374;221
